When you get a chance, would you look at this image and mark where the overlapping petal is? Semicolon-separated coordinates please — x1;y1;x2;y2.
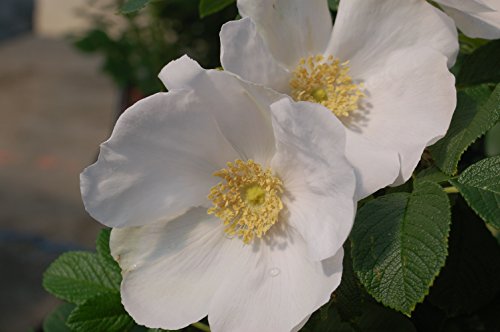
221;17;291;92
160;55;280;166
82;55;357;332
237;0;332;68
326;0;458;70
436;0;500;39
270;99;356;260
81;91;239;228
208;228;343;332
220;0;458;197
354;47;456;185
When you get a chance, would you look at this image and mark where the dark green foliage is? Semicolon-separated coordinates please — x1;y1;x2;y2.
199;0;235;18
430;84;500;175
351;181;451;315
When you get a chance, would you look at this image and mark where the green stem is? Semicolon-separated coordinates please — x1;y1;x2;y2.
443;186;459;194
191;322;211;332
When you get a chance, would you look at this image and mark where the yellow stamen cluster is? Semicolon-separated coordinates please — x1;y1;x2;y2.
208;159;283;244
289;54;365;117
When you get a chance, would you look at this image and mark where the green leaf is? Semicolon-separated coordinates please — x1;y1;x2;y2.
351;181;451;315
415;166;451;184
333;240;365;320
43;303;75;332
485;122;500;157
96;228;122;279
121;0;153;14
199;0;235;18
328;0;340;11
429;200;500;315
67;293;134;332
43;252;120;304
450;156;500;228
457;40;500;86
430;84;500;175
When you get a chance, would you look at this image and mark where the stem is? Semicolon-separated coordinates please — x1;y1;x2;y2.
443;186;459;194
191;322;211;332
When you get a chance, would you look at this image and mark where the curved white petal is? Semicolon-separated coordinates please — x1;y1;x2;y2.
159;56;281;166
208;227;344;332
434;0;493;12
353;47;456;186
111;208;250;330
81;91;239;228
326;0;459;71
270;98;356;261
220;17;291;93
344;133;400;200
236;0;333;68
440;3;500;39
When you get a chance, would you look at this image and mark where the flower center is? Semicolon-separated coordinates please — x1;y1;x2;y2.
208;159;283;244
289;54;364;117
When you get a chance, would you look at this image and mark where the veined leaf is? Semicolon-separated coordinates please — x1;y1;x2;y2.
43;251;120;304
430;84;500;175
457;40;500;86
67;293;134;332
351;181;451;315
451;156;500;228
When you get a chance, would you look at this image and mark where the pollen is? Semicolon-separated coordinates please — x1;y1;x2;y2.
289;54;365;118
208;159;283;244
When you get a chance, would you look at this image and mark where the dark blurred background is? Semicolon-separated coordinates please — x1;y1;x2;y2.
0;0;235;330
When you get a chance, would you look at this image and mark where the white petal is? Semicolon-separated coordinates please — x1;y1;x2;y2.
208;227;344;332
111;208;249;330
326;0;459;70
353;48;456;186
80;91;239;228
159;56;280;166
236;0;333;68
440;3;500;39
435;0;493;12
344;133;400;200
270;98;356;261
220;17;291;93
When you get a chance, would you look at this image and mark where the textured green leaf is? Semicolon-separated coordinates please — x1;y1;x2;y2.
430;84;500;175
67;293;134;332
121;0;152;14
450;156;500;228
199;0;235;18
43;303;75;332
415;166;451;184
485;122;500;157
333;241;365;320
429;200;500;315
43;252;120;304
351;181;451;315
96;228;122;279
457;40;500;86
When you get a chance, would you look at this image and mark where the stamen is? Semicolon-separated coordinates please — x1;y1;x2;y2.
289;54;364;117
208;159;283;244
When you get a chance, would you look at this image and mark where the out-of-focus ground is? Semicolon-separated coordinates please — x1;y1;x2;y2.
0;1;117;330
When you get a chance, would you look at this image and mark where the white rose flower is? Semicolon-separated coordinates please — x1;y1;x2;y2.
220;0;458;199
81;56;358;332
434;0;500;39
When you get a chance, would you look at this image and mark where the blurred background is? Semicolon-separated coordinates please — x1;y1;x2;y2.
0;0;235;330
